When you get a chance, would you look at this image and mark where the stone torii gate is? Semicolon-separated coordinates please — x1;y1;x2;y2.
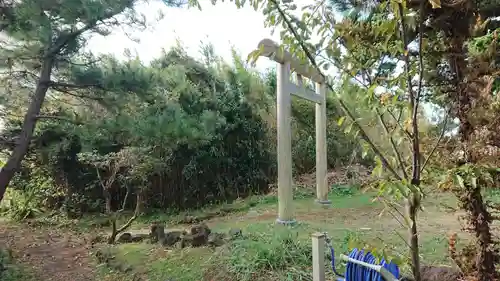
256;39;330;225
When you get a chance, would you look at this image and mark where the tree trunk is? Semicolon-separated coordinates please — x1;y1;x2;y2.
0;57;54;202
120;183;131;211
107;190;142;244
107;217;118;244
103;185;117;244
473;195;495;281
455;182;496;281
406;193;422;281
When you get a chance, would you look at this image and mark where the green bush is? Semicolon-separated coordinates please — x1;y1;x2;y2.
0;188;44;221
3;45;370;215
7;48;275;213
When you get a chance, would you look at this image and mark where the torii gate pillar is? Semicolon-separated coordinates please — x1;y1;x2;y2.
257;39;331;225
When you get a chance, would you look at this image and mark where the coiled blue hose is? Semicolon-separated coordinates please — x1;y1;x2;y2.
330;247;400;281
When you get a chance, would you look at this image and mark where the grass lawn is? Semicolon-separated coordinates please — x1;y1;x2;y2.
93;187;468;281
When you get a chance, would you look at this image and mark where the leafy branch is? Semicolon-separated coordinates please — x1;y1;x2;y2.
268;0;402;180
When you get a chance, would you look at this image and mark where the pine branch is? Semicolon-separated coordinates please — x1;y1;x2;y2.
49;81;103;89
35;115;85;125
50;86;104;101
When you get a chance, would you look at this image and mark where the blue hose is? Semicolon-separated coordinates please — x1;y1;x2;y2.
330;247;400;281
330;244;345;277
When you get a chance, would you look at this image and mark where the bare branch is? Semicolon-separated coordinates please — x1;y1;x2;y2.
415;10;425;112
35;114;84;125
116;191;142;234
0;70;39;80
58;57;103;67
389;108;402;134
6;112;83;125
420;108;451;173
49;81;102;89
96;168;106;188
119;183;132;212
387;108;413;139
46;4;138;58
50;85;104;101
47;25;97;57
377;109;409;180
375;196;413;248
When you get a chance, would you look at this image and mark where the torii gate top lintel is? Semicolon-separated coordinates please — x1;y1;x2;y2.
257;38;325;84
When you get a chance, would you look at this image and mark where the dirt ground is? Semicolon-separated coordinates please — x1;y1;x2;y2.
0;223;96;281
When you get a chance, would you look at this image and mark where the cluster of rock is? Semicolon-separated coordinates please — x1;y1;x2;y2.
116;222;242;249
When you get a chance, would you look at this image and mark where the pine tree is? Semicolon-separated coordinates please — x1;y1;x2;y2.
0;0;185;202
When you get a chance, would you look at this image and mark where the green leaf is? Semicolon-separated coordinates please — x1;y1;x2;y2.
247;49;262;66
372;157;383;177
367;83;377;96
269;14;276;25
337;116;346;127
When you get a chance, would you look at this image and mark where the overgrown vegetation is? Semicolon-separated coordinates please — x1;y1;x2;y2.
87;189;459;281
206;0;500;280
2;0;500;281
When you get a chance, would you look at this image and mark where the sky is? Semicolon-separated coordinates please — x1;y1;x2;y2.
86;1;279;71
